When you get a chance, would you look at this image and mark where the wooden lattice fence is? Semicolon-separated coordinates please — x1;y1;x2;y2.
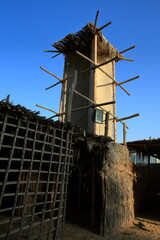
0;104;74;240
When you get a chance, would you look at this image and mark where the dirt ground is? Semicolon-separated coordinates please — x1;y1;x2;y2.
63;216;160;240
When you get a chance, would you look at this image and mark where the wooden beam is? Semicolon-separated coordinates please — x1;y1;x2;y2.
72;101;115;112
94;56;118;69
40;66;62;82
35;104;59;115
119;46;136;54
45;75;74;90
76;50;130;96
44;50;60;53
118;75;140;85
74;89;95;105
118;57;134;62
117;113;140;122
93;10;99;34
51;52;61;58
96;21;112;32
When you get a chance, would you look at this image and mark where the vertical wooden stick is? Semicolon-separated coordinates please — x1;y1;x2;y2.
104;112;109;137
88;34;97;133
65;69;78;122
91;159;95;226
112;62;116;141
123;122;127;145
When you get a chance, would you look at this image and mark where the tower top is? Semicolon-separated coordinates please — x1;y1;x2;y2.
52;22;123;59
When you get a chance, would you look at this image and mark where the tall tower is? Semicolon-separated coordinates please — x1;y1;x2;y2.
53;22;122;138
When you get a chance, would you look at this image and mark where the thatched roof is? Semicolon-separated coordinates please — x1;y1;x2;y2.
127;138;160;158
52;22;122;58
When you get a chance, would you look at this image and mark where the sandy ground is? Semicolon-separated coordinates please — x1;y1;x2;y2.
63;216;160;240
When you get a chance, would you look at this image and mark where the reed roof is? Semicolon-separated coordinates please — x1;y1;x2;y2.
52;22;122;58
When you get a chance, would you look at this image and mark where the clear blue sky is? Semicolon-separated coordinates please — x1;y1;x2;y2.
1;0;160;142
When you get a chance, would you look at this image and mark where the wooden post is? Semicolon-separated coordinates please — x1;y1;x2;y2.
65;69;78;122
148;155;150;166
88;34;97;133
104;112;109;137
91;158;95;226
123;122;127;145
112;61;116;142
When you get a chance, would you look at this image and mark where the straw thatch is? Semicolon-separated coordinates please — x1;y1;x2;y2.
52;22;122;59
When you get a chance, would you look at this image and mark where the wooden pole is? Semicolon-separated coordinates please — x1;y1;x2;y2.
117;75;140;85
91;158;95;226
72;101;115;112
119;57;134;62
65;69;78;122
88;33;97;133
45;75;74;90
96;21;112;32
97;75;140;87
35;104;59;115
51;52;61;59
93;10;99;34
104;112;109;137
44;50;60;53
123;122;127;145
119;46;136;54
112;61;117;142
116;113;140;122
40;66;62;82
75;50;130;96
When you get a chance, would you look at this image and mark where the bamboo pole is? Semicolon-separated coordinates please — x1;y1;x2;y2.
116;113;140;122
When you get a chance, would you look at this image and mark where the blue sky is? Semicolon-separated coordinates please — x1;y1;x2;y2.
0;0;160;142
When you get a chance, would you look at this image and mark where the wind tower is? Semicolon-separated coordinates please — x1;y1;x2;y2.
38;12;140;143
52;22;122;139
